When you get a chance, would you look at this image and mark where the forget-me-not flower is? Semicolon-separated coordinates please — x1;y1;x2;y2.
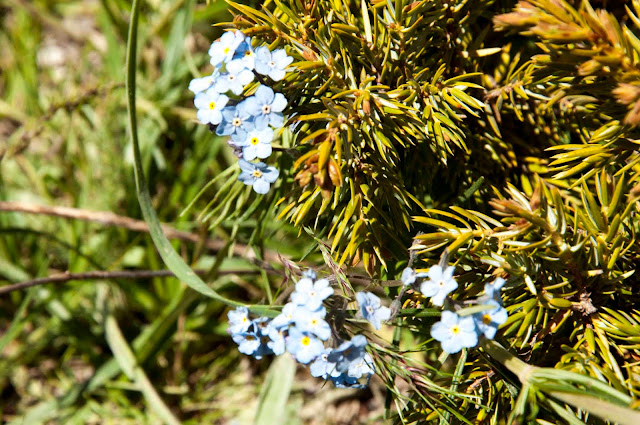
291;277;334;310
254;46;294;81
356;292;391;330
266;322;286;355
347;352;375;378
401;267;428;286
480;277;506;304
302;268;317;280
327;334;368;373
209;31;245;67
233;37;256;70
293;306;331;341
310;348;340;379
431;311;478;354
238;160;279;194
286;327;324;364
420;265;458;307
188;70;219;94
194;89;229;125
233;127;273;161
473;301;508;339
214;60;255;96
232;328;261;357
227;306;251;335
217;104;254;140
244;85;287;129
331;374;364;389
270;302;297;330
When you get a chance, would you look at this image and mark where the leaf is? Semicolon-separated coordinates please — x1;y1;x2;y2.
105;315;181;425
254;354;297;425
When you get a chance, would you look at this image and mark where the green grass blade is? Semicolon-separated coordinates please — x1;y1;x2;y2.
105;315;181;425
254;354;297;425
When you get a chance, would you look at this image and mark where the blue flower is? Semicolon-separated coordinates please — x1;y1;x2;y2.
254;46;294;81
420;265;458;307
285;327;324;364
347;352;375;378
431;311;478;354
327;335;368;373
216;104;254;140
302;268;317;280
194;88;229;125
480;277;506;304
356;292;391;330
227;306;251;335
330;374;365;389
401;267;428;286
310;348;340;379
209;31;245;67
270;302;297;330
244;85;287;130
232;328;261;357
291;277;333;310
188;70;219;94
233;127;273;161
233;37;256;70
266;321;286;355
473;301;508;340
238;160;279;194
214;60;255;96
293;306;331;341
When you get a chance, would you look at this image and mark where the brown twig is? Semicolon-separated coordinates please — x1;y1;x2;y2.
0;269;263;296
0;201;282;266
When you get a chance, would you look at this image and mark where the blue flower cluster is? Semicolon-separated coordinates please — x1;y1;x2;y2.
189;31;293;194
402;266;509;354
228;270;376;388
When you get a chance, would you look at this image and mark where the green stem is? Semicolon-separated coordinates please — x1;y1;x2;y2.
125;0;269;312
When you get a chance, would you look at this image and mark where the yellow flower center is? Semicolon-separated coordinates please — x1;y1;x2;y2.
301;336;310;346
208;101;216;110
482;314;492;325
262;105;271;114
224;47;230;54
252;170;263;178
245;51;253;57
311;319;318;325
232;118;242;127
451;325;460;334
251;137;259;145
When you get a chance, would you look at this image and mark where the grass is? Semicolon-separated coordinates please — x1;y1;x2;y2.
0;1;384;423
